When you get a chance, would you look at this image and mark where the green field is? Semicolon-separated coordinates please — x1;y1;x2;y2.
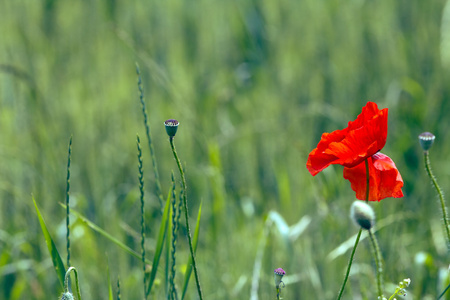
1;0;450;299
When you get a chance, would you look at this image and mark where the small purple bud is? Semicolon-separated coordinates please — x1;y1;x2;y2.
164;119;179;137
274;268;286;288
418;132;435;151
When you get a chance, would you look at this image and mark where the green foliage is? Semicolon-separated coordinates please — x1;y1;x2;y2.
181;203;202;300
32;197;66;290
146;190;171;297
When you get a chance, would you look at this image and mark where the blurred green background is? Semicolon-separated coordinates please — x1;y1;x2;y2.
1;0;450;299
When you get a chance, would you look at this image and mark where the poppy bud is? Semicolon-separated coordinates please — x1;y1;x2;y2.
60;292;74;300
350;201;375;230
164;119;179;137
274;268;286;288
418;132;435;151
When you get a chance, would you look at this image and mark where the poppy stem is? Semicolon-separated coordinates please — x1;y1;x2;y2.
423;151;450;246
169;136;204;300
365;158;370;203
368;229;384;298
336;228;362;300
336;159;370;300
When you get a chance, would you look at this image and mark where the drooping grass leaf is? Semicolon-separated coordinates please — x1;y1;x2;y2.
33;196;66;289
146;189;171;297
181;202;202;300
59;203;151;264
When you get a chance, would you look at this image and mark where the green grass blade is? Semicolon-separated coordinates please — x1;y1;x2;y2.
181;202;202;300
33;197;66;289
107;261;113;300
146;189;171;297
59;203;151;264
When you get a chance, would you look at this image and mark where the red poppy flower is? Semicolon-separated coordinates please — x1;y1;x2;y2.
343;153;404;201
306;102;388;176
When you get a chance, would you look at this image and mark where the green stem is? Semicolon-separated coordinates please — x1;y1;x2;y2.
336;228;362;300
169;172;179;300
117;277;121;300
136;64;164;213
137;135;147;299
64;266;82;300
365;158;370;203
336;159;370;300
276;287;281;300
424;151;450;246
438;282;450;300
66;136;72;268
169;137;203;300
368;230;384;298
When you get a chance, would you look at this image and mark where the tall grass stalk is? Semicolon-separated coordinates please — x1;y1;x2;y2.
137;135;147;299
168;136;203;300
136;64;164;213
169;171;180;300
66;136;72;268
117;277;120;300
117;277;121;300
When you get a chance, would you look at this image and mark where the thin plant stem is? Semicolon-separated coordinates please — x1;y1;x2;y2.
336;159;370;300
137;135;147;299
365;158;370;203
368;230;384;298
117;277;121;300
169;171;179;300
136;64;164;213
66;136;72;268
169;136;203;300
276;287;281;300
423;151;450;245
336;228;362;300
64;266;82;300
438;282;450;300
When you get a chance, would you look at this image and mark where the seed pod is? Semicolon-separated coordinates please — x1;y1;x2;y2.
164;119;179;137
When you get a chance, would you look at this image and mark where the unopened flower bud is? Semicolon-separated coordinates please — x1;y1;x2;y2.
399;278;411;288
60;292;74;300
350;201;375;230
418;132;435;151
164;119;179;137
274;268;285;288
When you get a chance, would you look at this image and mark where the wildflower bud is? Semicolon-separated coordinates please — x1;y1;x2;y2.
60;292;74;300
164;119;179;138
418;132;435;151
399;278;411;288
350;201;375;230
274;268;286;288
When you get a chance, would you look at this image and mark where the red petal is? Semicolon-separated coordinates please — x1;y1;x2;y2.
307;102;388;176
343;153;404;201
